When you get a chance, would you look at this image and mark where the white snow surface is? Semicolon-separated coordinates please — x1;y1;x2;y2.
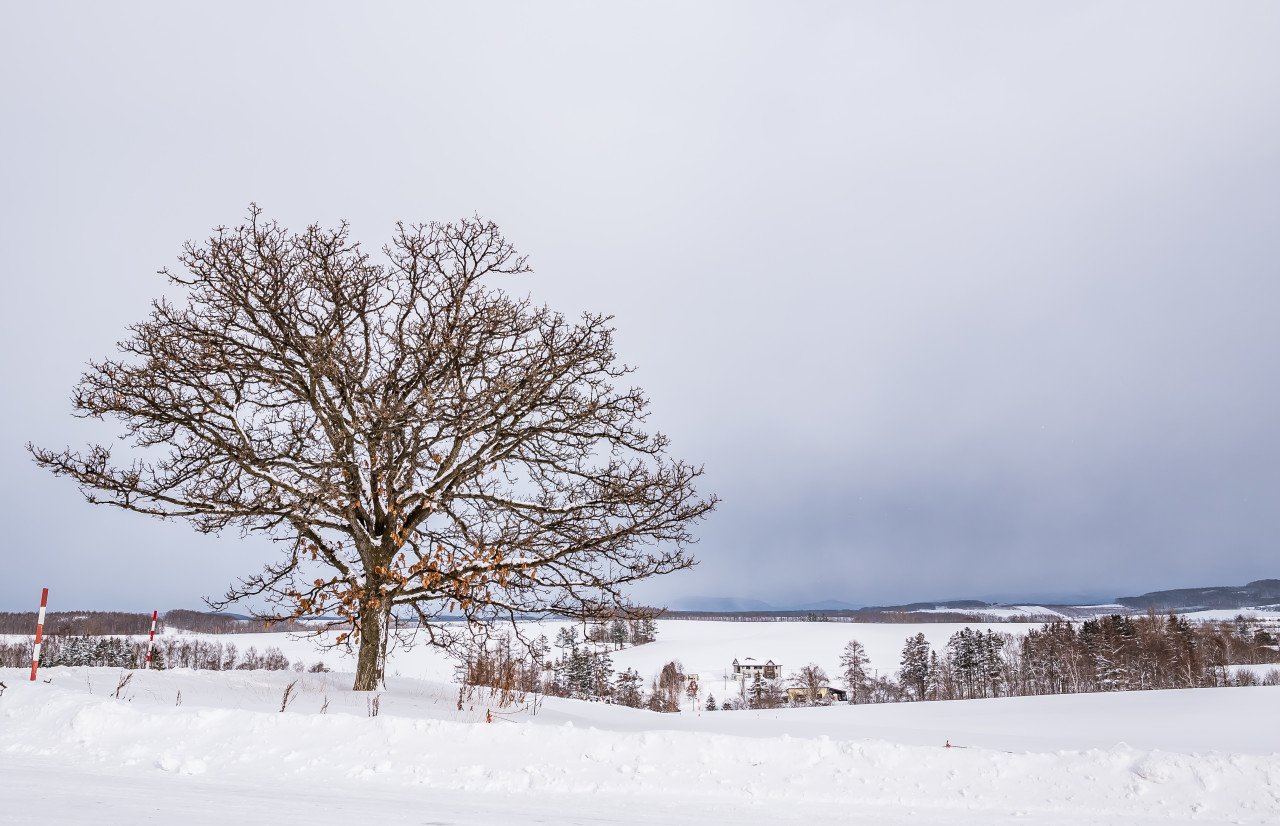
1179;607;1280;621
910;605;1072;619
19;619;1040;690
4;622;1280;824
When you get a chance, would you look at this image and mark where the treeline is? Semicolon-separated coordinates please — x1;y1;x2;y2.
855;613;1280;704
0;609;322;636
0;611;158;636
0;635;329;673
163;610;319;634
457;619;668;710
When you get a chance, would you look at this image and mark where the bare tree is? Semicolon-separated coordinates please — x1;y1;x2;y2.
648;659;685;712
792;662;829;705
30;207;715;690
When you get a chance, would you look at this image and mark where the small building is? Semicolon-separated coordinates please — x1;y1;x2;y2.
732;657;781;681
785;685;848;704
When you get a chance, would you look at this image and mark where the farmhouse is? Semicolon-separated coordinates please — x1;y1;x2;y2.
732;657;781;680
785;685;848;704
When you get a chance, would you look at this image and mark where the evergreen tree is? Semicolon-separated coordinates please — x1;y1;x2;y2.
614;668;644;708
982;630;1006;698
947;628;980;699
749;672;765;707
591;650;614;697
705;693;717;711
566;650;593;695
608;619;629;649
839;639;870;703
555;625;580;655
897;633;932;701
747;673;783;708
925;650;943;700
63;635;95;666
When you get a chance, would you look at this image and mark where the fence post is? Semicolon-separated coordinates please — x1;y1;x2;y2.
29;587;49;681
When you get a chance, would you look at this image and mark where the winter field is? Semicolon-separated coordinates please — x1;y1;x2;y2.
3;620;1279;825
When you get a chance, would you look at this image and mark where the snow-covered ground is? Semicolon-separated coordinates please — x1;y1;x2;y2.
7;618;1031;695
138;618;1047;691
1179;607;1280;622
1227;663;1280;681
26;612;1277;691
3;664;1279;825
910;605;1076;619
4;621;1280;824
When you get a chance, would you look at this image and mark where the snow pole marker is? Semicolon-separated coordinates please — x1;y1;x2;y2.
144;610;158;668
30;587;49;681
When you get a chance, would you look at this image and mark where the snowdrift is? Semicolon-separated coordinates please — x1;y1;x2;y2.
2;666;1278;825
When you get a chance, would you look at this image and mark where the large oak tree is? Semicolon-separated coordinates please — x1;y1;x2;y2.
31;208;714;689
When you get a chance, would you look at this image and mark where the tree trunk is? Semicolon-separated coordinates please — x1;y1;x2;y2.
353;601;388;691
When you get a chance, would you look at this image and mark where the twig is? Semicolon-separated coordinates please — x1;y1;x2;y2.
279;679;299;712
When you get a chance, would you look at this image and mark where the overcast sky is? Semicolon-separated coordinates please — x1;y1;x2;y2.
2;2;1278;611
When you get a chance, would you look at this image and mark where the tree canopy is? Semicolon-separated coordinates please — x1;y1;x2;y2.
31;207;715;689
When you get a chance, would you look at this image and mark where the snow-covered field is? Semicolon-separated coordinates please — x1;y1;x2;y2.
1181;608;1280;622
160;618;1046;692
4;621;1279;825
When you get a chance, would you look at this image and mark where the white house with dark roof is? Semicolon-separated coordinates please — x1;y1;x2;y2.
731;657;781;681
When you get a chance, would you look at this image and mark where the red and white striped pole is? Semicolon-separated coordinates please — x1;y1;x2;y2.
30;587;49;681
144;610;158;668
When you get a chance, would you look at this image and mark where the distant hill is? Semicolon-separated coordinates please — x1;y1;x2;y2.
662;579;1280;620
862;599;993;612
1117;579;1280;611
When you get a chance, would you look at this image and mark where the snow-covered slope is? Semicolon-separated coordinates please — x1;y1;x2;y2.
2;666;1278;825
6;618;1280;825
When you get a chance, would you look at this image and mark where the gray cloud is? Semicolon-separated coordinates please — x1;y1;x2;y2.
3;2;1278;610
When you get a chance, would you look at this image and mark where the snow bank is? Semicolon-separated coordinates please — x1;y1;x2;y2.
2;667;1278;825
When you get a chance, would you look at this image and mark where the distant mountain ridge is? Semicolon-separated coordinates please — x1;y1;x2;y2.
672;578;1280;614
861;599;991;612
1117;579;1280;611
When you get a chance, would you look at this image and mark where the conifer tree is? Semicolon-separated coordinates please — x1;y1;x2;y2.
614;668;644;708
897;633;932;701
555;626;580;655
591;651;614;697
839;639;870;703
608;619;628;649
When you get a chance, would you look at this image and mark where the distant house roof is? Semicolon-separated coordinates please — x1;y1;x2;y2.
786;685;847;699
